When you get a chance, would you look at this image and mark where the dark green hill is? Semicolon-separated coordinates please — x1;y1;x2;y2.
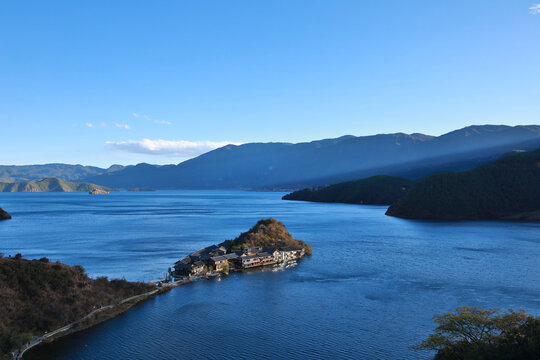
0;178;114;193
282;175;416;205
0;208;10;220
386;149;540;220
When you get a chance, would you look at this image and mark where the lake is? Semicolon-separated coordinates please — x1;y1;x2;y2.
1;191;539;359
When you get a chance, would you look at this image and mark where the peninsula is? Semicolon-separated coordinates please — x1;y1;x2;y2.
283;175;415;205
0;178;114;193
0;208;11;221
89;189;110;195
174;218;311;277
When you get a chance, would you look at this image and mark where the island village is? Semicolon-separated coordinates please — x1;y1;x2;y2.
172;218;311;279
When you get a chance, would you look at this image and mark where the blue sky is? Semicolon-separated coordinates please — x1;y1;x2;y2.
1;0;539;167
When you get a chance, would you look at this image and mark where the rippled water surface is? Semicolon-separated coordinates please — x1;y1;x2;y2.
1;191;539;359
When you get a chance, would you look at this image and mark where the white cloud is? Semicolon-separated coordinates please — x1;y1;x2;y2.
106;139;239;157
132;113;172;125
100;122;107;127
531;4;540;14
85;122;94;128
115;123;131;129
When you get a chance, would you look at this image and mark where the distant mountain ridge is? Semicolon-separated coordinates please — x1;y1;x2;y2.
0;178;114;193
85;125;540;190
0;164;125;183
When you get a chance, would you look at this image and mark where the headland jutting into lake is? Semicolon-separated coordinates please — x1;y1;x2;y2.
2;217;310;360
173;218;311;279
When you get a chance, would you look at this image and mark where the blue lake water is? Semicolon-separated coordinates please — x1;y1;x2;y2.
1;191;539;359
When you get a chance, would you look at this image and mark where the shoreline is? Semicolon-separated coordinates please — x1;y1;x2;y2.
15;279;188;360
11;218;310;359
16;262;300;359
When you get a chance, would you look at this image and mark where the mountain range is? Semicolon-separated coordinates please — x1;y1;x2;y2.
2;125;540;191
84;125;540;190
0;164;124;183
0;178;113;193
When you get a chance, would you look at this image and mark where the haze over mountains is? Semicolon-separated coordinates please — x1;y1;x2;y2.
84;125;540;190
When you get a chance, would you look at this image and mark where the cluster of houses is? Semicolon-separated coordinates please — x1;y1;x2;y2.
174;244;305;277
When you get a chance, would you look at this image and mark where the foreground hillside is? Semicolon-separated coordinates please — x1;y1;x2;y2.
0;164;124;183
0;255;153;358
85;125;540;190
386;149;540;220
0;178;113;193
283;175;415;205
415;307;540;359
228;218;312;254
